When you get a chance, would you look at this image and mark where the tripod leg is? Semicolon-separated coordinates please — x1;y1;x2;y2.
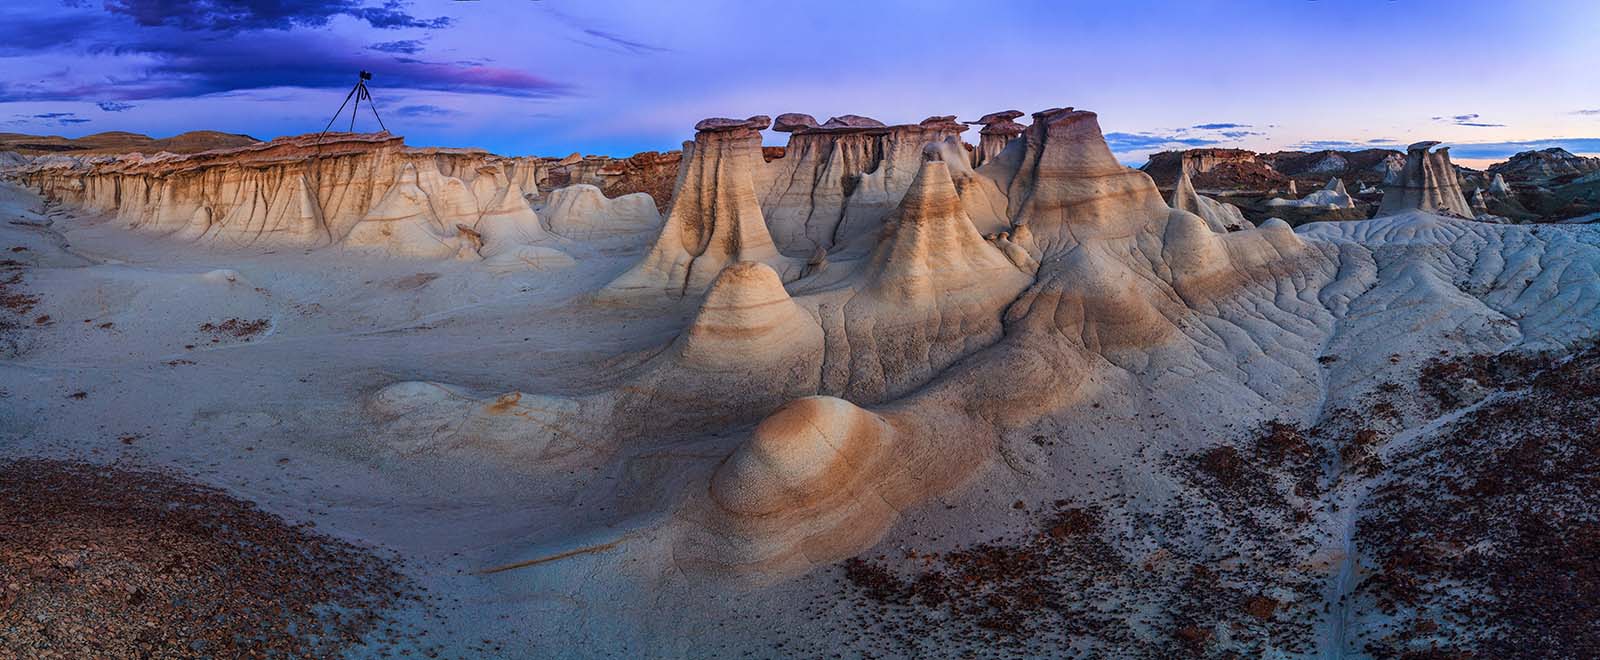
362;85;389;134
350;84;361;132
319;84;360;140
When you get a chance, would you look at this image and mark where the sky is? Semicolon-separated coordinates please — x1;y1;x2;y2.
2;0;1598;167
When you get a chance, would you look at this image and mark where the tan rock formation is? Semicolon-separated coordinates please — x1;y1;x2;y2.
1377;141;1473;217
966;109;1026;167
1265;177;1355;211
1169;168;1252;232
992;108;1172;252
13;132;684;269
601;116;805;299
539;184;661;240
758;114;970;253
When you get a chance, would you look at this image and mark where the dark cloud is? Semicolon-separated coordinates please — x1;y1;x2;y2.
1104;132;1225;152
539;7;667;55
0;12;115;54
102;0;450;32
579;28;668;54
1104;123;1265;153
1431;113;1505;128
370;39;425;54
97;101;137;112
393;104;457;117
351;1;451;29
11;112;91;126
0;30;566;103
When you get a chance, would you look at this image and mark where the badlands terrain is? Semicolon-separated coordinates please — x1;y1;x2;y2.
1;108;1598;659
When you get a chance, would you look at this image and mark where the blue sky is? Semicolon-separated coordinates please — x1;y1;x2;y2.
3;0;1598;167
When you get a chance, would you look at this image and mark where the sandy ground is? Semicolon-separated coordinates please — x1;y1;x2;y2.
0;179;716;657
6;176;1600;658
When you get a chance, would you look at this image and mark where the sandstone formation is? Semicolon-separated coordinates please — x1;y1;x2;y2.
601;116;806;299
1488;147;1600;183
9;100;1600;658
1265;177;1354;210
1141;148;1288;190
1377;141;1474;217
965;110;1026;167
1169;168;1251;231
538;184;661;240
1489;172;1512;195
0;129;260;156
757;114;970;253
13;132;674;269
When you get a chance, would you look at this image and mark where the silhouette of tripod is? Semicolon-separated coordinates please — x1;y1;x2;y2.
319;70;388;137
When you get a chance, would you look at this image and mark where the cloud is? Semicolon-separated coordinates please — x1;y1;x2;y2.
1573;109;1600;116
579;28;668;54
97;101;136;112
393;104;458;117
540;7;667;55
1104;132;1225;152
1291;139;1403;150
1431;113;1506;128
351;1;451;29
102;0;450;32
370;40;425;54
1104;123;1264;155
11;112;91;126
0;30;567;103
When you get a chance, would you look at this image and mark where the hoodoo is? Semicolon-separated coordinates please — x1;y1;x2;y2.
758;114;969;253
602;115;804;299
966;109;1026;167
996;108;1171;250
1168;167;1251;232
1377;140;1474;216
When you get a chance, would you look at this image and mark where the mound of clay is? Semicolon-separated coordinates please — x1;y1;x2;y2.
1265;177;1354;210
540;184;661;240
343;163;469;258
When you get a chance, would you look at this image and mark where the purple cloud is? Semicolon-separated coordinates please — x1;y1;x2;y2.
0;28;566;103
393;104;458;117
370;39;425;54
103;0;450;32
10;112;92;127
1432;113;1506;128
98;101;137;112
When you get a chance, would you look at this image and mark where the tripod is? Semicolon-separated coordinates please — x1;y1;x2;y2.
318;71;388;138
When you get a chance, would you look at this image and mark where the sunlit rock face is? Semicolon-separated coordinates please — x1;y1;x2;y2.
757;114;969;254
14;132;667;270
1377;140;1474;217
